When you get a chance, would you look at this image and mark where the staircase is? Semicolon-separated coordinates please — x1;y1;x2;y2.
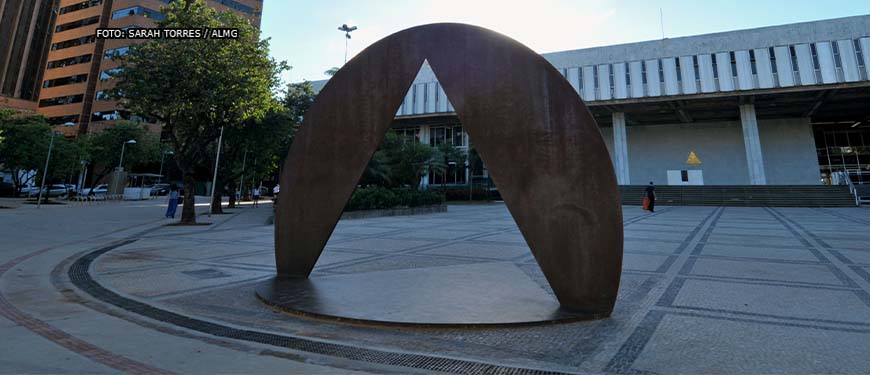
620;185;858;207
856;184;870;205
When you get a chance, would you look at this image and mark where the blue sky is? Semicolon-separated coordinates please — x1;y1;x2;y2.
259;0;869;84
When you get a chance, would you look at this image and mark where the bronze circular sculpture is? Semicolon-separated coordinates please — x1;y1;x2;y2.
268;23;623;322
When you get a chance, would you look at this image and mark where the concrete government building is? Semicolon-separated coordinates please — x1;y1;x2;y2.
323;16;870;189
32;0;262;136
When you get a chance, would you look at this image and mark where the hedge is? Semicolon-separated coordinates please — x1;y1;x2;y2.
345;187;444;211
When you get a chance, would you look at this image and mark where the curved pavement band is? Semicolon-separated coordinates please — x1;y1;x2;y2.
276;23;622;313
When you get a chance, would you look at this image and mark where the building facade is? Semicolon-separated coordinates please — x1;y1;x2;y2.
0;0;58;112
35;0;263;136
361;16;870;186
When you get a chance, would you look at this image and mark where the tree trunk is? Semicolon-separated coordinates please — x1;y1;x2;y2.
180;173;197;224
227;180;237;208
211;178;224;214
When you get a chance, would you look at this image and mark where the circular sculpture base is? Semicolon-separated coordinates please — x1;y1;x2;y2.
255;263;605;327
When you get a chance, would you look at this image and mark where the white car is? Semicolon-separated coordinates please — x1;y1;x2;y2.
83;184;109;197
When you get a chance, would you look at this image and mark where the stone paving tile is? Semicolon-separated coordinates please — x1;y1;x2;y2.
624;239;683;254
326;237;438;252
622;253;674;273
416;242;531;260
628;312;870;374
695;243;822;262
682;257;850;286
666;278;870;323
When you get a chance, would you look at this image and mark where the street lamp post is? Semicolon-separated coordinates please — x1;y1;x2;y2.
118;139;137;170
338;24;357;64
158;150;174;184
37;122;74;208
208;125;225;217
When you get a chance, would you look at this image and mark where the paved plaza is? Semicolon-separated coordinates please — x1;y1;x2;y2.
1;200;870;373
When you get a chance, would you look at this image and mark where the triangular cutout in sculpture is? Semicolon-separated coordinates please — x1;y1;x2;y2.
274;23;623;315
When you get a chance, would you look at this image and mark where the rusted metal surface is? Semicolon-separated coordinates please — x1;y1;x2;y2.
275;23;623;314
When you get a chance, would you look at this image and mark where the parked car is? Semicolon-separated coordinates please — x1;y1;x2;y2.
18;185;39;197
150;183;170;196
39;184;69;197
83;184;109;197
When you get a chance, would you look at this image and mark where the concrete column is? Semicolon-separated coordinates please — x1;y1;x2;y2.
612;112;630;185
739;104;767;185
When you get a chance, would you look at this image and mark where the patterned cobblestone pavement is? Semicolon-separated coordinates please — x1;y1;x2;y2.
73;204;870;374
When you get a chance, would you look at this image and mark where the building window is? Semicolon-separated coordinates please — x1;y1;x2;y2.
641;62;648;84
100;68;123;80
608;65;614;95
675;58;682;83
856;39;866;80
832;42;842;68
577;69;583;90
59;0;103;15
625;66;631;86
681;170;689;182
39;94;84;108
729;51;738;77
46;115;80;126
593;65;599;89
55;16;100;33
769;47;778;74
658;60;665;85
51;35;95;51
112;6;163;21
95;90;111;101
810;44;821;70
711;54;719;79
692;56;700;81
43;74;88;88
749;50;757;75
47;54;92;69
103;46;130;59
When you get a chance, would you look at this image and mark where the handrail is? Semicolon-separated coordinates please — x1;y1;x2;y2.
833;170;860;207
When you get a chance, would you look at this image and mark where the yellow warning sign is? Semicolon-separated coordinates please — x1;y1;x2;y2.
686;151;702;165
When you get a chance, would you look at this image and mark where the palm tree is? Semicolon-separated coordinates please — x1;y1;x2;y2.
436;142;466;190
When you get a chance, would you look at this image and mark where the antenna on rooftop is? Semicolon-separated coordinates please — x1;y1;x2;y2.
660;8;665;39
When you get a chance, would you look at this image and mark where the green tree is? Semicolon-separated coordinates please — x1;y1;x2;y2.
0;111;51;193
112;0;287;224
210;108;296;212
324;67;340;76
78;121;160;191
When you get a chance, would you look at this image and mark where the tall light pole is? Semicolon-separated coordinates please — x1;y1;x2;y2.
158;150;174;184
37;122;74;208
118;139;136;170
338;24;357;64
208;126;225;217
238;149;247;203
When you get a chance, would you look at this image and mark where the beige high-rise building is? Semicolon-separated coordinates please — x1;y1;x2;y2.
36;0;263;135
0;0;58;112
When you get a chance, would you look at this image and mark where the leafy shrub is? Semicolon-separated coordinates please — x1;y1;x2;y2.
345;187;444;211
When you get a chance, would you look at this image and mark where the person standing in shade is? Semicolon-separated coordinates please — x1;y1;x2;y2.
252;186;260;208
165;184;179;218
645;181;657;213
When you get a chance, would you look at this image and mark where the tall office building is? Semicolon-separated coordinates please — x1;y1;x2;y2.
36;0;263;135
0;0;58;112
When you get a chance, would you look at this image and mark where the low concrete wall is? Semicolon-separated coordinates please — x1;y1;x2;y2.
340;205;447;220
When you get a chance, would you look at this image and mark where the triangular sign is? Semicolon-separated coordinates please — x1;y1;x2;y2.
686;151;702;165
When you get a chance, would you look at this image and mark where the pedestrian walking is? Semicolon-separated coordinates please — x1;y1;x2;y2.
644;181;656;213
165;184;179;218
252;187;260;207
